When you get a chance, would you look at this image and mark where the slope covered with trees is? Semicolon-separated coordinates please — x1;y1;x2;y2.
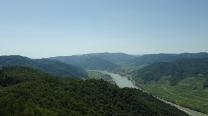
87;70;115;84
50;54;120;71
0;66;187;116
129;52;208;67
51;52;208;75
132;58;208;86
51;53;134;65
131;58;208;113
0;55;87;78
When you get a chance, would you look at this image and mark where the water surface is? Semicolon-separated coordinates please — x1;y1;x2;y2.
98;71;136;88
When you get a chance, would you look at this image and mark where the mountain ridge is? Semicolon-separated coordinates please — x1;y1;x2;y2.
0;55;87;78
130;57;208;114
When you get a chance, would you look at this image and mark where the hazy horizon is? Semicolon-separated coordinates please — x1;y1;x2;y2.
1;0;208;58
1;51;208;59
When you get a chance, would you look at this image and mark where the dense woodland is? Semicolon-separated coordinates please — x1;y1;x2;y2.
49;53;133;72
0;55;87;78
132;58;208;86
51;52;208;71
1;53;208;115
50;53;208;114
87;71;115;84
0;66;187;116
131;58;208;113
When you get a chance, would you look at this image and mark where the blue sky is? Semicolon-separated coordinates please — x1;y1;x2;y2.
0;0;208;58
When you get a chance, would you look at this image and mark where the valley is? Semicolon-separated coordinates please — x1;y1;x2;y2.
2;1;208;115
1;52;208;115
95;70;208;116
0;66;187;116
94;70;136;88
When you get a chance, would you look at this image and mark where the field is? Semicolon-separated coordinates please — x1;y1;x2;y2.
143;77;208;114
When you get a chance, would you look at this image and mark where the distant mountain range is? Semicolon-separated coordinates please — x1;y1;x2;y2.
129;52;208;66
132;58;208;86
50;53;134;70
49;52;208;114
0;55;87;78
1;52;208;114
2;53;207;78
50;52;208;70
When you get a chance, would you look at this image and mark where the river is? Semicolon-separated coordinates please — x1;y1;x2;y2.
98;71;136;88
97;70;208;116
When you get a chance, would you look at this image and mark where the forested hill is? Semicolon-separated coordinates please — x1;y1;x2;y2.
131;58;208;113
129;52;208;66
132;58;208;86
0;66;187;116
50;53;122;70
50;52;208;72
51;53;134;65
0;55;87;78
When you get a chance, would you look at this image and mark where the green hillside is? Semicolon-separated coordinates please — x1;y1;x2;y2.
131;58;208;113
129;52;208;66
87;70;115;84
0;67;187;116
50;54;120;71
0;55;87;78
51;52;208;75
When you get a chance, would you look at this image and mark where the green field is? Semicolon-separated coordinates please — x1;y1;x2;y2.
142;77;208;114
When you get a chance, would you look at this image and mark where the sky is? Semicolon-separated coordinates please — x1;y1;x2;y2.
0;0;208;58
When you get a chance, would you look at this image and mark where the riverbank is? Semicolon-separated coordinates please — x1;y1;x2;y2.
96;70;208;116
